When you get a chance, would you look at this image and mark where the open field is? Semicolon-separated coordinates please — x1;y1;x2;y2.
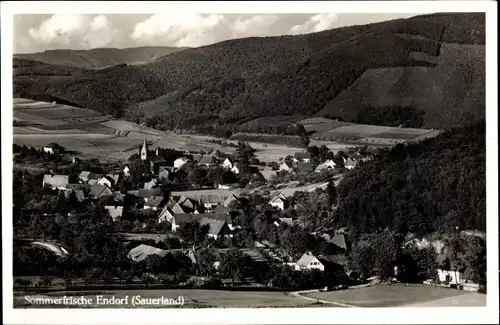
14;289;318;308
299;117;441;146
304;284;485;307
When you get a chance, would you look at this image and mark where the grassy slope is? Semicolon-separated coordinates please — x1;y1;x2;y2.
14;46;187;69
13;13;485;131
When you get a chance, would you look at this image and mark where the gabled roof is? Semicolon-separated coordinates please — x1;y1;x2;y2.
171;202;188;214
270;191;287;201
281;161;293;169
43;174;69;188
128;188;161;198
150;156;167;164
66;183;90;191
317;254;348;268
297;163;315;173
329;234;347;250
105;205;124;221
143;179;158;189
145;196;165;207
90;183;112;198
296;252;320;267
106;174;120;184
199;218;229;236
199;155;214;164
214;205;229;215
173;213;232;225
223;194;239;207
128;244;168;262
79;171;92;179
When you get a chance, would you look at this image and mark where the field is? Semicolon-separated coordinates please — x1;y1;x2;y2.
299;117;442;146
304;284;486;307
14;289;319;308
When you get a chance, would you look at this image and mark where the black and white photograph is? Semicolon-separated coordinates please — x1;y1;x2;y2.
2;1;498;324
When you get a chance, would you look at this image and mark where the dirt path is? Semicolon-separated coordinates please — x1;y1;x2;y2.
288;289;358;308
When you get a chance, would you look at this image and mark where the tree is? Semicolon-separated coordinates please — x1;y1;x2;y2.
177;222;210;245
349;243;375;280
461;236;486;285
218;249;253;284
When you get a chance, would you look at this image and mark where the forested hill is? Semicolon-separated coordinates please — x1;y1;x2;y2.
331;120;486;236
14;13;485;133
14;46;187;69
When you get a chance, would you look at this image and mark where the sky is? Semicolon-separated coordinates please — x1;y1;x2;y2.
14;13;419;53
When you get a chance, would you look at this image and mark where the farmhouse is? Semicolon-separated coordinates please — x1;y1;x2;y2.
222;158;234;169
315;159;337;172
199;218;232;239
143;196;166;211
344;158;359;170
43;142;63;155
293;252;347;273
42;174;69;190
149;156;168;174
159;168;170;181
105;205;124;221
279;161;294;172
197;155;215;167
296;163;315;174
89;183;113;199
97;175;115;188
293;152;311;163
174;157;189;170
269;192;289;210
170;213;233;232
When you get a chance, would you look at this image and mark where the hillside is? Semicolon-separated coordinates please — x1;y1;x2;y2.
14;46;187;69
330;121;486;235
13;13;485;134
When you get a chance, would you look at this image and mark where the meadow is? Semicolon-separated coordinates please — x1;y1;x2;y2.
303;284;485;307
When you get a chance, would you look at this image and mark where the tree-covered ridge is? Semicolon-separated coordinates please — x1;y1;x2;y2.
333;121;486;235
13;13;485;133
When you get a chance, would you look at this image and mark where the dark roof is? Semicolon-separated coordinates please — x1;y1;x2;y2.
150;156;167;164
329;234;347;250
294;152;310;159
214;205;229;215
128;188;162;198
270;191;287;201
145;196;166;207
296;163;315;173
199;155;214;164
90;183;112;198
199;218;229;236
173;213;231;225
317;254;348;268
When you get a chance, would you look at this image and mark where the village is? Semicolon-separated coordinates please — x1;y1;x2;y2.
12;137;484;296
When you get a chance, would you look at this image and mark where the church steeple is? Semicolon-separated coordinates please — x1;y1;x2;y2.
141;139;148;160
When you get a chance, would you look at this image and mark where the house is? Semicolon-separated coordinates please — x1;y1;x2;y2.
198;155;215;167
143;196;166;211
106;174;121;185
260;167;278;180
170;213;233;232
174;157;189;170
231;164;240;174
315;159;337;172
294;252;347;273
322;233;348;252
78;171;93;183
89;183;113;199
42;174;69;190
222;158;234;169
199;218;232;239
149;156;168;174
105;205;124;221
279;161;294;172
194;194;239;211
43;142;63;155
97;176;115;188
437;269;462;285
296;163;315;174
128;244;168;262
344;158;359;170
65;189;86;202
293;152;311;163
123;165;131;177
127;188;162;199
159;168;170;181
269;192;289;210
143;178;159;190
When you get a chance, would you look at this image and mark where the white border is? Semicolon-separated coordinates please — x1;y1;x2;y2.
2;1;498;324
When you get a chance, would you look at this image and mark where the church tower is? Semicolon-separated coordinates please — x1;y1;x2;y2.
141;139;148;161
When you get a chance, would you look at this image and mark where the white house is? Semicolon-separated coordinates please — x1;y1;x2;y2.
105;205;124;221
231;164;240;174
315;159;337;172
174;157;189;170
295;252;325;271
279;161;294;172
222;158;234;169
42;174;69;190
42;142;61;155
97;176;114;188
438;269;462;285
344;158;359;170
269;192;289;210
